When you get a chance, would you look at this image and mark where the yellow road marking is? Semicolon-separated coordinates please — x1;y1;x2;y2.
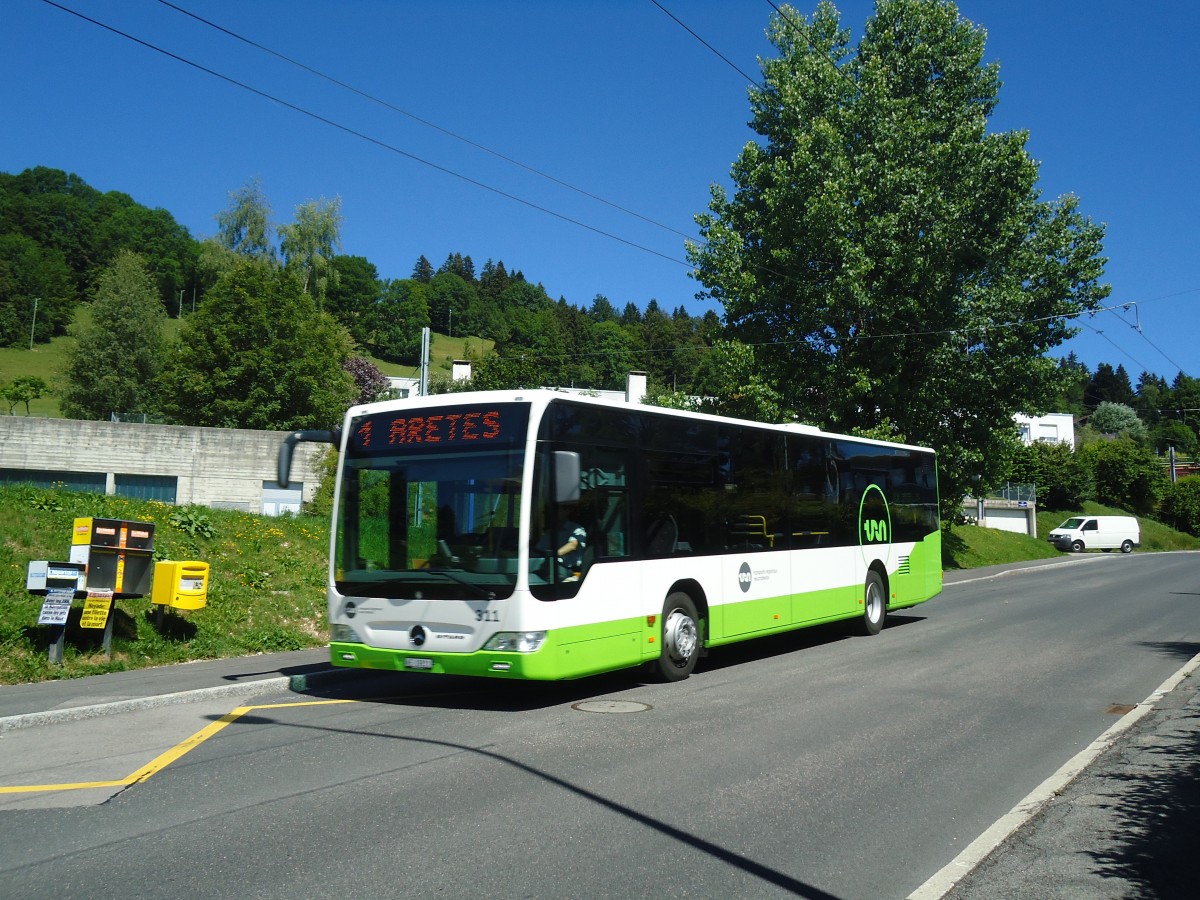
0;698;356;794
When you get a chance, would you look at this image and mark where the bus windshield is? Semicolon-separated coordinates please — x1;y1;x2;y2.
334;403;529;600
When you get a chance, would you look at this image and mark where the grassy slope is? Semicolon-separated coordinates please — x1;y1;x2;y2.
942;501;1200;569
0;483;331;684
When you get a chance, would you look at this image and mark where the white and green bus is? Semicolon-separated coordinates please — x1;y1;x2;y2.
279;390;941;682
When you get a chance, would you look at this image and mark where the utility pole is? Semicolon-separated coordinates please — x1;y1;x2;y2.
419;327;431;396
29;297;38;350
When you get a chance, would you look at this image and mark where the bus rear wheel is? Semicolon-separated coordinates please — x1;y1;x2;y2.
655;593;701;681
858;571;886;636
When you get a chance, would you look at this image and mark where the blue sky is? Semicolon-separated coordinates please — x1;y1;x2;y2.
3;0;1197;384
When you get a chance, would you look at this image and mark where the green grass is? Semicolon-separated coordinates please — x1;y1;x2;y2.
0;483;330;685
0;330;73;417
942;501;1200;569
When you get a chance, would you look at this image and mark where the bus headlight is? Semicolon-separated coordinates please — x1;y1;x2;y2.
483;631;547;653
331;623;362;643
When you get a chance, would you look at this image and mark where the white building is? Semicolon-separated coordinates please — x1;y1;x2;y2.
1014;412;1075;450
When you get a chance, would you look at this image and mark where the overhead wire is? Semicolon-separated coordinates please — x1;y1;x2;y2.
649;0;762;88
37;0;692;271
35;0;1197;381
152;0;701;245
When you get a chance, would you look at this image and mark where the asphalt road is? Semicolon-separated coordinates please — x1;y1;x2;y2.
1;552;1196;899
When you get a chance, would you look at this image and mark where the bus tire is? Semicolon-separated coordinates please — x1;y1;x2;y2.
858;571;886;636
656;593;701;681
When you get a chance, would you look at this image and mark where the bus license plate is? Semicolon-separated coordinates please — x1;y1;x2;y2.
405;658;433;670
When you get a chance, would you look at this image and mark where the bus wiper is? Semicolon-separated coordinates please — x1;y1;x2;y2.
339;580;407;598
424;569;498;600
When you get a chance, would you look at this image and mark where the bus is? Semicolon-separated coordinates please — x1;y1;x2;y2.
278;389;941;682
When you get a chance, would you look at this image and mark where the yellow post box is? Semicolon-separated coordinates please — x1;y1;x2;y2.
152;560;210;610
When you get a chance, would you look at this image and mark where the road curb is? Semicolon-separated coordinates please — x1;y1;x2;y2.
907;650;1200;899
0;666;365;735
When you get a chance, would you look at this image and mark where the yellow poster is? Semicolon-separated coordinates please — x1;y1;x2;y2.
80;590;114;629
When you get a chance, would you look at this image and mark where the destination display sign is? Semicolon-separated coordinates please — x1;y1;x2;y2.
349;402;529;455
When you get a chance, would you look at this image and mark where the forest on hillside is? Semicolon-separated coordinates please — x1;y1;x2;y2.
0;166;721;396
4;165;1198;450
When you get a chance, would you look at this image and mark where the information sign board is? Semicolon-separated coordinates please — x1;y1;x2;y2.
37;587;74;626
80;590;114;629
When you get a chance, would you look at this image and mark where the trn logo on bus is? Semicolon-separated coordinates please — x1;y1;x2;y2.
862;519;889;543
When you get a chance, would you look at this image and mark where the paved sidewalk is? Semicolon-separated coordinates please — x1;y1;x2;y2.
0;648;366;732
940;656;1200;899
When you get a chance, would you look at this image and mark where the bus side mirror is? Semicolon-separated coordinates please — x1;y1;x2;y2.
278;429;340;488
554;451;581;504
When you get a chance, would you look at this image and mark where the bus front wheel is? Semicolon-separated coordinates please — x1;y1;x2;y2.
656;593;701;681
858;571;886;636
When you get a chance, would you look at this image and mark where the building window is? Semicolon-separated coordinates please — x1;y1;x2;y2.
0;468;106;492
115;474;178;503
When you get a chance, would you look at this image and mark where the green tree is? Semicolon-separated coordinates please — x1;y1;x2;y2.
0;233;75;346
1088;401;1147;440
60;250;167;419
427;272;478;337
369;279;429;363
1007;440;1093;510
326;255;381;345
1050;354;1090;418
1079;437;1166;516
279;196;343;306
1084;362;1135;409
687;0;1109;516
158;259;356;430
1153;421;1198;458
411;255;434;282
1134;369;1167;429
1159;476;1200;536
216;178;276;261
1;375;49;414
651;341;785;423
94;195;198;313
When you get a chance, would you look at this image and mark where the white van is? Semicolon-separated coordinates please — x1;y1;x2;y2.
1048;516;1140;553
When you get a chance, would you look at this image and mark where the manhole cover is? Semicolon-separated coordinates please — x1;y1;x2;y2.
572;700;652;714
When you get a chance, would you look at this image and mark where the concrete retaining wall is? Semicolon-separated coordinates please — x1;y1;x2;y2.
0;417;328;513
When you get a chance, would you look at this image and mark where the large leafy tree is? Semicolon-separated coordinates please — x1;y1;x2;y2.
61;250;167;419
326;255;381;346
369;278;430;363
1079;437;1166;516
279;196;342;306
688;0;1109;513
0;233;75;346
215;177;275;261
158;259;356;430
